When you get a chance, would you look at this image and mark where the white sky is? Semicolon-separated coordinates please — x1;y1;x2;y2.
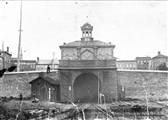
0;1;168;60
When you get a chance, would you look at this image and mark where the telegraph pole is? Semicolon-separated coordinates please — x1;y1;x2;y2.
17;0;23;72
98;71;100;104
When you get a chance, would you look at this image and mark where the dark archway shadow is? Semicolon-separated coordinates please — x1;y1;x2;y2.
73;73;98;103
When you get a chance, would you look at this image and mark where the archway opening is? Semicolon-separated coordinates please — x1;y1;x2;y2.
73;73;98;103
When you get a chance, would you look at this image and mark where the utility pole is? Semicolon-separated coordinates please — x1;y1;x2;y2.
17;0;23;72
98;71;100;104
51;52;55;70
2;41;4;51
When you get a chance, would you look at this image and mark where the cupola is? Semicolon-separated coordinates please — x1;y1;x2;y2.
81;23;93;41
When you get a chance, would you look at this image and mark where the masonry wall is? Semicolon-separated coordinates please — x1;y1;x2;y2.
102;70;119;102
59;69;119;103
0;70;167;101
0;71;58;97
61;47;114;61
118;70;168;100
59;70;73;102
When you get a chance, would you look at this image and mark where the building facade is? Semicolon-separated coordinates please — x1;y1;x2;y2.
59;23;123;103
151;51;168;70
0;47;12;69
116;53;168;71
11;58;36;71
116;60;137;70
36;58;59;71
136;57;151;70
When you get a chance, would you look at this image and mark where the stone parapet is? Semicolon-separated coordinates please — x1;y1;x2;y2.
59;60;116;69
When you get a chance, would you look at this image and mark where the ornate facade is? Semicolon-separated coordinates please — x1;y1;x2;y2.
58;23;123;103
60;23;115;61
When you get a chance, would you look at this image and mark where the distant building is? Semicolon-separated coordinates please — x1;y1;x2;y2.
116;51;168;70
36;57;59;71
10;57;59;72
136;57;151;70
11;58;36;71
116;60;137;70
0;47;12;69
151;51;168;70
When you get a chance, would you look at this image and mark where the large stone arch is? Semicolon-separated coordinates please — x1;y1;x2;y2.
73;72;99;103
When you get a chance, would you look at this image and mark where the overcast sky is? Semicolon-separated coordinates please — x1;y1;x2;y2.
0;1;168;60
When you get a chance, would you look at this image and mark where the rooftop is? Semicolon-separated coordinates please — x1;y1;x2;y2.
0;51;12;56
60;40;115;48
29;75;59;85
152;51;168;59
117;60;136;62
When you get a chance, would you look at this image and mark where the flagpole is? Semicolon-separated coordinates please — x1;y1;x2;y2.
17;0;22;72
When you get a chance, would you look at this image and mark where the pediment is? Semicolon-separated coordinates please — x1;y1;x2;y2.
80;49;94;60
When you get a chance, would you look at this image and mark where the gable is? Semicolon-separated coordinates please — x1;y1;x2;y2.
29;76;59;85
81;49;94;60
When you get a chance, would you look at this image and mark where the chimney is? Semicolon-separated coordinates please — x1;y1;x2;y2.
158;51;161;55
7;47;9;53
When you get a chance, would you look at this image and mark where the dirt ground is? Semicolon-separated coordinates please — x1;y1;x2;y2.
0;98;167;120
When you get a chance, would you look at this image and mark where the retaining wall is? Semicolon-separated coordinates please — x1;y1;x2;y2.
0;70;167;101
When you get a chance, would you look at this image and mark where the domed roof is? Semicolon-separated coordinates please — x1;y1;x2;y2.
60;40;115;48
81;22;93;31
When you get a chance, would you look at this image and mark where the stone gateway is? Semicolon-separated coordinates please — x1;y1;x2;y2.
58;23;123;103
